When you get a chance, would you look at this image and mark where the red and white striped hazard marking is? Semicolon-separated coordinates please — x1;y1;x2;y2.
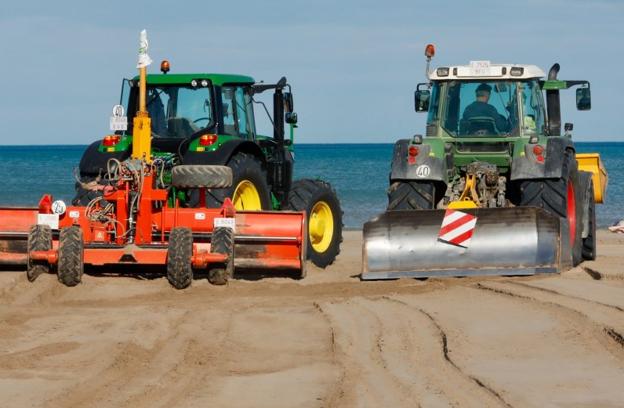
438;209;478;248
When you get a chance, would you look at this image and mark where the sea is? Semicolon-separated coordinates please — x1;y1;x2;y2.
0;143;621;229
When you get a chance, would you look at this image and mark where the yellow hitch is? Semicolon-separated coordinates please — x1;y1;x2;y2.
449;173;480;209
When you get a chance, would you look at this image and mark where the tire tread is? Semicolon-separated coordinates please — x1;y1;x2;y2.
58;226;84;287
167;227;194;289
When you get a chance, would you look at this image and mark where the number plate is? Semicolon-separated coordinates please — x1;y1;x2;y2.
110;116;128;131
214;217;236;231
470;60;492;76
37;214;59;230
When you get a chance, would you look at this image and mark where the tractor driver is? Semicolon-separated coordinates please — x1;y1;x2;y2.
462;83;510;133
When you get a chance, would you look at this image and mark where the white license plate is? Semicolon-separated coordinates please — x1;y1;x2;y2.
469;60;496;76
110;116;128;131
214;217;236;231
37;213;59;229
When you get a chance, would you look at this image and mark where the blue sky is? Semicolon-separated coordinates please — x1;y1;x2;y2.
0;0;622;144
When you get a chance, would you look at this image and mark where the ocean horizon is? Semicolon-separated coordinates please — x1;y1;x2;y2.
0;142;621;229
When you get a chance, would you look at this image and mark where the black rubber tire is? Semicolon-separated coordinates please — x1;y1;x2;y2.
207;227;235;285
287;179;342;268
387;181;436;210
582;179;597;261
171;165;233;189
78;140;130;175
199;152;272;210
167;227;194;289
57;226;84;287
72;176;103;206
27;225;52;282
73;140;129;206
519;150;583;266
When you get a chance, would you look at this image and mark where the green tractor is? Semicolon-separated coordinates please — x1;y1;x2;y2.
362;44;607;279
74;61;342;267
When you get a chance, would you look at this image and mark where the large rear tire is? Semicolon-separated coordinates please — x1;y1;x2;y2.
287;179;342;268
199;153;272;211
519;150;583;266
582;178;596;261
72;140;129;206
72;176;103;206
167;227;194;289
57;226;84;287
207;227;235;285
387;181;436;210
27;225;52;282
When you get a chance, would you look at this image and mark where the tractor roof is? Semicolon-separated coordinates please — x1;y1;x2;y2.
429;61;545;81
134;73;255;86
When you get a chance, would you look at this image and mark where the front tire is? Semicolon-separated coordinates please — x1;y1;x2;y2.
387;181;436;210
287;179;342;268
207;227;235;285
27;225;52;282
519;150;583;266
57;226;84;287
167;227;194;289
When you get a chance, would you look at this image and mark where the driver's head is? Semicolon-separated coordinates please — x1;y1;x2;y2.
476;83;492;102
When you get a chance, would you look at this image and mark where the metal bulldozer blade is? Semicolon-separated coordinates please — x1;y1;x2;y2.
362;207;571;280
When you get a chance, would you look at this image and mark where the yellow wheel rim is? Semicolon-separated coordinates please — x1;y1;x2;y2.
232;180;262;210
309;201;334;253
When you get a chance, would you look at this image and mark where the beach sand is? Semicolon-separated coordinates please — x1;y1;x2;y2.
1;230;624;407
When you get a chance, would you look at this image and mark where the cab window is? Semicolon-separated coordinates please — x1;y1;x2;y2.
221;86;255;139
441;81;518;137
520;81;545;136
144;84;213;139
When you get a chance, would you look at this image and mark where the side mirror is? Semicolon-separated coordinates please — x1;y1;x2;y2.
285;112;298;125
576;87;591;111
284;92;294;113
414;89;430;112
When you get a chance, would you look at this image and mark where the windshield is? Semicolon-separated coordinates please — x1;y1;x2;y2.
128;84;214;139
433;81;520;137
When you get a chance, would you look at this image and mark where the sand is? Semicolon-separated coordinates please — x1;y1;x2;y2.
1;230;624;407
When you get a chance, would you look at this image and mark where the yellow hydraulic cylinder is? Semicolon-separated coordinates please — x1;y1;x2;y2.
131;66;152;163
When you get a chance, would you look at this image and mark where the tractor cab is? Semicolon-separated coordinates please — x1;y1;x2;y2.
107;64;298;167
415;61;591;140
417;63;550;139
116;70;259;155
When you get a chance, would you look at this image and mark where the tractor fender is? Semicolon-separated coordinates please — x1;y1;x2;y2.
182;140;266;166
510;137;575;180
389;139;447;182
78;140;130;175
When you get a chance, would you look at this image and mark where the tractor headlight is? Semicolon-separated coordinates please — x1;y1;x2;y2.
510;67;524;76
436;67;450;77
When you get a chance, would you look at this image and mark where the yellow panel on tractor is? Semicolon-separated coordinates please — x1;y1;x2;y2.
577;153;608;203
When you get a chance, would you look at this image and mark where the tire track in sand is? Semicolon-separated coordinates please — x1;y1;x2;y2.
42;308;232;408
476;281;624;356
393;285;624;407
319;296;509;407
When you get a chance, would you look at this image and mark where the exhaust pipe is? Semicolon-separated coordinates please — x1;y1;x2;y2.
547;63;562;136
